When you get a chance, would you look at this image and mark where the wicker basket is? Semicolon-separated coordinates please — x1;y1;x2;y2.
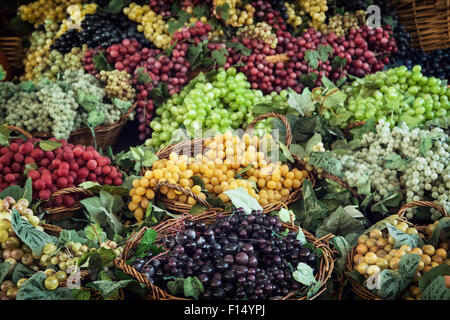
390;0;450;51
0;37;24;71
344;201;448;300
40;187;95;222
6;102;136;150
114;210;335;300
147;113;315;214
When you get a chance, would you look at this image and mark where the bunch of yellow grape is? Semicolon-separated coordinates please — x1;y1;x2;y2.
18;0;84;28
55;3;98;38
128;132;309;221
213;0;255;27
123;3;172;50
321;11;366;37
353;219;449;300
284;3;304;29
297;0;328;30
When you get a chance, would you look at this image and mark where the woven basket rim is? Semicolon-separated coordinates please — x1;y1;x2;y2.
114;210;335;300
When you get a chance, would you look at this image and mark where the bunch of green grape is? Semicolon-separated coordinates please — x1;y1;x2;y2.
334;65;449;128
145;68;284;150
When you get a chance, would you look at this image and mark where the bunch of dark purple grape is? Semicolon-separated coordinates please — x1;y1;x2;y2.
130;208;318;300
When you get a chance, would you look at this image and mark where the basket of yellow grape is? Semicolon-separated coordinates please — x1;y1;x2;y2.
127;113;315;221
345;201;449;300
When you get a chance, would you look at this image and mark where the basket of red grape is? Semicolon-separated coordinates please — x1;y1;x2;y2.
115;208;334;300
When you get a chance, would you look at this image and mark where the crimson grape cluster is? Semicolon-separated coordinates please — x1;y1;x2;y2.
52;11;153;54
0;137;123;204
131;208;317;300
227;25;396;93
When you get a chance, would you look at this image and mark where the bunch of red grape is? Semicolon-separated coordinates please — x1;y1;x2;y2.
172;21;213;44
0;138;123;205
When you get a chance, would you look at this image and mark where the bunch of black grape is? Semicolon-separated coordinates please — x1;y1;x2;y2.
52;11;153;54
130;208;318;300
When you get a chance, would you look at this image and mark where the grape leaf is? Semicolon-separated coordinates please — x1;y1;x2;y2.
305;133;322;156
348;172;371;197
225;41;251;56
183;276;204;300
193;5;208;18
308;151;342;177
88;110;106;127
133;229;157;258
211;49;229;66
16;272;72;300
323;89;347;109
331;56;347;69
279;142;294;163
39;140;62;151
317;44;332;62
72;288;92;300
12;263;34;285
332;236;353;270
136;67;151;84
296;227;307;245
349;118;376;140
87;279;136;298
113;98;132;110
306;280;323;299
0;262;11;284
305;50;319;69
276;208;293;224
19;81;36;92
429;217;450;247
316;206;365;238
11;209;58;255
293;262;317;286
92;51;113;72
101;0;130;14
287;88;316;116
0;125;12;146
422;276;450;300
0;177;33;203
215;3;231;20
386;224;424;249
223;187;263;215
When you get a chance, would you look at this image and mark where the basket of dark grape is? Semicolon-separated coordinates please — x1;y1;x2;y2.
345;201;449;300
130;113;315;220
114;208;334;300
390;0;450;51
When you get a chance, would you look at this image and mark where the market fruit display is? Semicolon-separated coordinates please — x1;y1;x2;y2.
129;208;319;300
338;120;449;219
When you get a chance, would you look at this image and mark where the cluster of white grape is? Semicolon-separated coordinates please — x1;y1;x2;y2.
0;69;130;139
338;120;449;219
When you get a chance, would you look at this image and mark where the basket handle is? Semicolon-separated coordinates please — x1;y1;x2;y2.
119;101;138;123
155;181;211;208
397;201;448;219
245;112;293;148
5;125;34;139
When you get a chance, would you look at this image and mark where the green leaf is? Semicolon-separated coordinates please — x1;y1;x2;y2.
305;133;322;156
148;82;169;107
316;206;365;238
101;0;130;14
216;3;231;20
386;224;424;249
0;178;32;203
80;190;124;235
377;254;420;300
0;262;11;284
307;280;323;299
16;272;72;300
276;208;293;224
88;110;106;127
305;50;319;69
317;44;333;62
331;56;347;69
419;264;450;295
323;89;347;109
193;5;208;18
18;81;36;92
429;217;450;247
293;262;317;286
87;279;136;298
421;276;450;300
183;276;205;300
290;144;307;158
292;180;330;232
223;187;263;215
296;227;307;245
348;172;371;197
113;98;132;110
225;41;251;56
92;51;113;72
78;247;116;270
133;229;157;258
12;263;34;285
12;209;57;256
332;236;353;270
76;90;99;112
308;151;342;177
191;175;206;189
279;142;294;163
72;288;92;300
189;204;208;215
39;140;62;152
349;118;376;140
135;67;151;85
84;222;107;247
383;153;409;171
287;88;316;117
0;125;12;146
211;49;229;66
206;196;226;209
